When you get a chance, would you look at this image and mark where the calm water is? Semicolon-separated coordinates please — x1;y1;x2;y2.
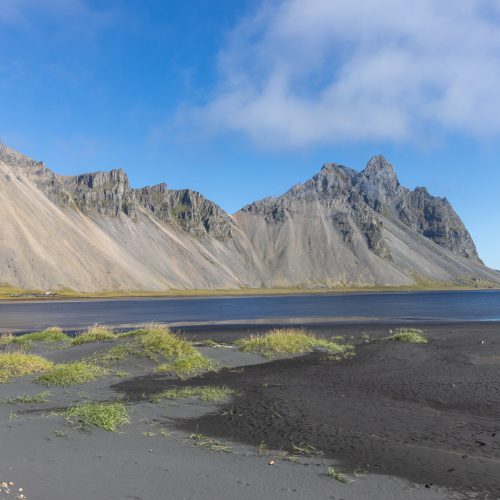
0;290;499;332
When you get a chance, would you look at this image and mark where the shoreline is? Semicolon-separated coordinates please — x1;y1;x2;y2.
1;283;499;302
7;319;500;339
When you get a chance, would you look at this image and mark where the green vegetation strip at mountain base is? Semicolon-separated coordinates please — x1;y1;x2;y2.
65;402;129;432
3;280;498;302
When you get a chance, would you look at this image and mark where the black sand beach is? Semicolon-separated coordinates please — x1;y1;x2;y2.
1;322;499;499
165;322;500;497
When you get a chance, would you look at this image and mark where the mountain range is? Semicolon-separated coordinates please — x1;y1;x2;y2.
0;144;498;292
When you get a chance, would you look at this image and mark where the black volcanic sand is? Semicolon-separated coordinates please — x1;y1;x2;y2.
115;322;500;497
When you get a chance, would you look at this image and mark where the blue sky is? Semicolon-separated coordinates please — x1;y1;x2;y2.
0;0;499;269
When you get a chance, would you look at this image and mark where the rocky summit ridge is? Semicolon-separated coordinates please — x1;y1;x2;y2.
0;144;498;292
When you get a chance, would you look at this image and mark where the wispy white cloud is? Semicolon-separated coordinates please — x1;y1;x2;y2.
187;0;500;148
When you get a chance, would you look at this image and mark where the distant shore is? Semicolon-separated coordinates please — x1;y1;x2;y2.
1;282;499;301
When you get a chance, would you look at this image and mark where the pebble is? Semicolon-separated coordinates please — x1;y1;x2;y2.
0;480;27;499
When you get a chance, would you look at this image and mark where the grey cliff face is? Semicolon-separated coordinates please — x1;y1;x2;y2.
135;185;233;240
60;169;135;217
0;145;231;240
395;187;481;262
241;155;480;263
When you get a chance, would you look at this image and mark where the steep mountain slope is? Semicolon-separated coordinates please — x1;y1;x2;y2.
234;156;499;287
0;146;260;291
0;145;498;291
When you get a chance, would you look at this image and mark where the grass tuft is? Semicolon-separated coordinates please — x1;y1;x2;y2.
187;433;232;452
35;361;108;386
71;326;116;345
3;391;52;404
117;323;165;338
292;442;322;457
90;324;215;378
327;466;347;483
0;333;14;345
151;385;237;403
137;324;195;359
90;343;140;365
154;353;217;378
0;352;54;382
387;328;428;344
236;328;354;359
118;324;217;377
65;401;129;432
14;327;69;348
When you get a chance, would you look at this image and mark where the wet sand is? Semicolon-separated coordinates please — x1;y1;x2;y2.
0;322;499;499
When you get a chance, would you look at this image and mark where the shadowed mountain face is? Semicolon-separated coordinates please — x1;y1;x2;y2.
0;145;498;292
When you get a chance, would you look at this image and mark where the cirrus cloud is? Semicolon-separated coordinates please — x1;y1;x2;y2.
188;0;500;148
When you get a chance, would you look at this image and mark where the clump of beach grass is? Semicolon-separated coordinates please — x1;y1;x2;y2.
71;326;116;345
13;327;69;348
117;323;165;338
35;361;108;386
65;401;129;432
4;391;52;404
91;324;215;377
89;343;140;365
187;433;232;453
0;333;14;345
0;352;54;382
327;466;347;483
236;328;353;359
292;442;322;457
154;353;217;378
137;324;194;359
124;324;217;377
387;328;428;344
151;385;237;403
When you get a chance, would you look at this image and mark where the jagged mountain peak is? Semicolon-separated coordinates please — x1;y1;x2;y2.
363;154;393;173
358;155;400;195
320;162;355;175
0;144;497;291
238;155;483;264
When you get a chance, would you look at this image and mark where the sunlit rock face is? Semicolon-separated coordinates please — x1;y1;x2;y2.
0;144;496;291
